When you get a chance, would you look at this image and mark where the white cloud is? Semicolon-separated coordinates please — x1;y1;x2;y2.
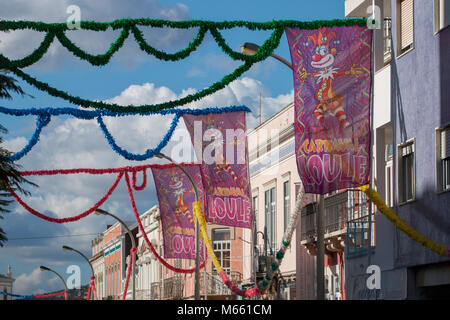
3;76;293;294
14;267;61;295
0;0;194;70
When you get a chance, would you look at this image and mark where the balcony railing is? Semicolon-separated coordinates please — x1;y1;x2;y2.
200;271;242;296
150;282;161;300
163;276;183;299
135;289;152;300
300;189;369;242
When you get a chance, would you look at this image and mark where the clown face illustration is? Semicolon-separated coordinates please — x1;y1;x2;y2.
300;28;362;130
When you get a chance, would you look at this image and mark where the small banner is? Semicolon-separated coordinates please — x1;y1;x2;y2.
151;164;205;260
183;111;252;228
286;26;373;194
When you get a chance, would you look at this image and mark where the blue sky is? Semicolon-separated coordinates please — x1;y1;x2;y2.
0;0;345;296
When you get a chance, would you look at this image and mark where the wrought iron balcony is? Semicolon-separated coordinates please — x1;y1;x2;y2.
199;271;242;296
150;282;161;300
300;189;369;244
135;289;152;300
163;276;183;299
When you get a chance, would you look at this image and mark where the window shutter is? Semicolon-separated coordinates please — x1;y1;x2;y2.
400;0;414;51
441;127;450;158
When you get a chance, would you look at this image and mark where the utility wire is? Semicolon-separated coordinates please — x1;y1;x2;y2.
7;233;101;241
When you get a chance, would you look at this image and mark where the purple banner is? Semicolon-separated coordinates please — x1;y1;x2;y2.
151;164;205;260
183;111;252;228
286;26;372;194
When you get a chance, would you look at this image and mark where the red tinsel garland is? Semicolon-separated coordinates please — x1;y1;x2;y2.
122;247;137;300
124;172;206;274
34;290;67;299
7;172;124;223
8;163;206;274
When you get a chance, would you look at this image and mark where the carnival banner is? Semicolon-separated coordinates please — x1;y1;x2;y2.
286;26;373;194
183;111;252;228
151;164;205;260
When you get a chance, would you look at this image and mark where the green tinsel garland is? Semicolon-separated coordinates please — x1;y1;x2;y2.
0;18;367;113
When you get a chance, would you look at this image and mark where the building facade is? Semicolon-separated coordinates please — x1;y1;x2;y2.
135;205;161;300
244;103;316;300
344;0;450;299
89;233;104;300
102;220;137;300
0;266;14;301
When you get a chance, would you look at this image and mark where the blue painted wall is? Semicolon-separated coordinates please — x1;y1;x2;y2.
392;0;450;269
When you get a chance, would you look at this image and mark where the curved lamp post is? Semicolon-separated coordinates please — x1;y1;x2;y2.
241;42;293;69
39;265;68;300
62;245;95;300
94;208;136;300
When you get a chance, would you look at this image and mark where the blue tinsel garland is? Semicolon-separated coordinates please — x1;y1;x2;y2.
1;105;250;161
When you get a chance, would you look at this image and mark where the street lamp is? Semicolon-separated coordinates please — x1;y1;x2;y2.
241;41;325;300
40;265;68;300
62;245;96;300
241;42;293;69
94;208;136;300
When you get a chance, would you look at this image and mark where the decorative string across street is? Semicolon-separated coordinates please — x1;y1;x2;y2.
0;18;366;113
2;17;448;299
0;105;250;161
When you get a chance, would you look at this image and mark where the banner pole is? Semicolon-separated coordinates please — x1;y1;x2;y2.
317;194;325;300
156;153;201;300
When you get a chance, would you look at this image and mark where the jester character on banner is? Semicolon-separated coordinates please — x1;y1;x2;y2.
286;26;373;194
151;165;205;260
183;111;252;228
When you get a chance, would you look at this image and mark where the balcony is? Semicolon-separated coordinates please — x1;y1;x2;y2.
163;276;183;299
150;282;161;300
300;189;370;255
135;289;152;300
200;271;242;297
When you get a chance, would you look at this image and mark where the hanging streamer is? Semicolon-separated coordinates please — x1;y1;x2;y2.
0;18;366;113
359;185;450;257
124;171;206;273
122;247;137;300
0;105;249;162
192;180;308;297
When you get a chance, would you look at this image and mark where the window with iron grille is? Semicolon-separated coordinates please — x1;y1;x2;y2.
398;140;415;203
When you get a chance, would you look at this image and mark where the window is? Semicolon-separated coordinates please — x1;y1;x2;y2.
334;275;341;300
283;181;290;231
385;144;394;207
212;229;231;275
398;140;415;203
397;0;414;54
434;0;450;33
252;195;258;230
265;187;276;254
438;126;450;191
